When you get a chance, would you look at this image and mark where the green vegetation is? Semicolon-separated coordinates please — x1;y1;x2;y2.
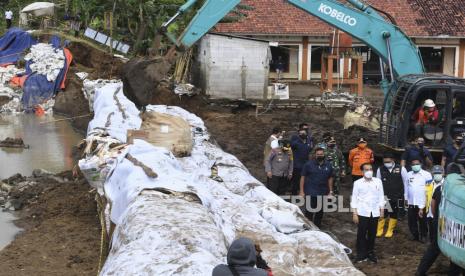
0;0;252;55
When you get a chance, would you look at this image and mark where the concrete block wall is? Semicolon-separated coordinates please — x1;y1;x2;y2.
198;34;270;100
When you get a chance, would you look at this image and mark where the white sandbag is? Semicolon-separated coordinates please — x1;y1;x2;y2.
24;43;65;82
80;86;361;275
100;105;361;275
87;82;141;143
100;191;227;276
129;111;193;157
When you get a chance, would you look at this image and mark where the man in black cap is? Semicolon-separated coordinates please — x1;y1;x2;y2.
212;237;268;276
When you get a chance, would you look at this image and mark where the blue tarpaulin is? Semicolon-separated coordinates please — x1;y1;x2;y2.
0;28;37;66
21;35;70;110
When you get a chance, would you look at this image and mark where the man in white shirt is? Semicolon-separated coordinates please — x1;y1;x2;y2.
5;10;12;29
351;163;385;263
406;159;432;242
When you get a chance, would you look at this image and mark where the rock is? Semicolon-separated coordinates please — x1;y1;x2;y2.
121;57;174;109
16;181;36;191
4;201;12;211
0;182;13;193
32;169;53;178
3;173;24;184
0;137;28;148
10;199;22;210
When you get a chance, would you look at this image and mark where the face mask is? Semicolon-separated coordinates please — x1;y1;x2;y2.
433;174;443;183
328;144;336;149
417;143;424;148
364;170;373;179
384;162;394;169
299;134;307;139
456;139;463;145
358;143;367;149
412;164;421;172
316;156;325;162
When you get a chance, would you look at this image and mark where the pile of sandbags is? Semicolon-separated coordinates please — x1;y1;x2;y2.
24;43;65;82
79;83;362;276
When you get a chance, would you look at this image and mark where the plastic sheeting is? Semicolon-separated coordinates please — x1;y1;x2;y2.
21;2;55;16
0;28;37;66
21;40;72;110
80;83;362;276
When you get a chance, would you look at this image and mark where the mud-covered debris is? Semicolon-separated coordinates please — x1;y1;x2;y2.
2;173;25;184
32;169;53;178
0;137;29;149
174;83;198;96
0;182;13;193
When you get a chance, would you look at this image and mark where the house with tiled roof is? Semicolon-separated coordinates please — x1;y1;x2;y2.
214;0;465;81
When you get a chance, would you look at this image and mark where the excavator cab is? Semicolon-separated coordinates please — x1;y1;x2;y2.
380;75;465;152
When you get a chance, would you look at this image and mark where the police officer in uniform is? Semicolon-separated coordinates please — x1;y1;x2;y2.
376;153;409;238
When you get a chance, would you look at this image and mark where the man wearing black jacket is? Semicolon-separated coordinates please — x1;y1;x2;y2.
376;153;409;238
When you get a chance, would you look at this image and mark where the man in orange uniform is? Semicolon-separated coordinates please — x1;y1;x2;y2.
349;138;375;182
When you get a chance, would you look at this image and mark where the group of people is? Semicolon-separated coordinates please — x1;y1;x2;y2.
261;123;464;274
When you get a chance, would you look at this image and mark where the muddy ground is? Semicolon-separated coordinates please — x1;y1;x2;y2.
0;172;99;276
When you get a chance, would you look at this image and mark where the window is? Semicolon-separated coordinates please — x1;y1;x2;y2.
310;46;323;73
420;47;443;73
360;46;382;84
270;46;290;73
453;94;465;119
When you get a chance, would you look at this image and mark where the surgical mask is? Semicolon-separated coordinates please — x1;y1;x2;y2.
364;170;373;179
384;162;394;169
412;165;422;172
316;156;325;162
417;143;424;148
433;174;443;183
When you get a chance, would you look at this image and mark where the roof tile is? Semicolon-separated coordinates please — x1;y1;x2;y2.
214;0;465;37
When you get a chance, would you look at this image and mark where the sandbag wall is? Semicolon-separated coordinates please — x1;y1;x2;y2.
79;81;363;276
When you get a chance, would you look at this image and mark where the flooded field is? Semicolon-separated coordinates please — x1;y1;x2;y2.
0;114;83;179
0;113;83;251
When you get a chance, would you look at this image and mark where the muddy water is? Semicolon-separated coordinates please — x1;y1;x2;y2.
0;113;83;250
0;114;83;179
0;212;20;250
